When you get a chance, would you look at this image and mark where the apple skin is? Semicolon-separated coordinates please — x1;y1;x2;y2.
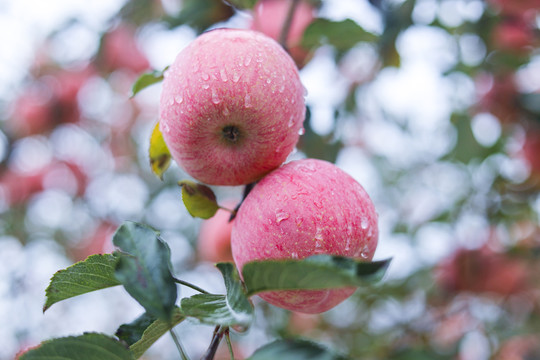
159;28;306;186
250;0;315;68
197;200;238;263
231;158;379;313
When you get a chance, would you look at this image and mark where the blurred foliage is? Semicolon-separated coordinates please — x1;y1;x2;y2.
3;0;540;359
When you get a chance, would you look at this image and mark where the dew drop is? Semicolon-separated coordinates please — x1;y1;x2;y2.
288;116;295;128
359;245;370;259
291;252;299;259
314;228;323;243
201;72;209;81
346;224;353;236
345;238;351;251
244;55;252;66
302;85;308;97
202;83;210;90
222;106;230;116
256;53;263;62
360;217;368;230
291;97;296;104
275;211;290;224
174;95;183;104
220;69;228;82
266;78;271;84
161;122;170;134
244;94;252;108
232;71;241;83
278;84;285;93
211;89;221;104
298;127;306;135
168;98;174;105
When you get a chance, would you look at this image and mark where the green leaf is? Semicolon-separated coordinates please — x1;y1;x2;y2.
180;263;253;328
178;180;219;219
165;0;235;32
19;333;133;360
301;19;377;51
116;312;157;346
223;0;257;10
131;68;167;97
119;308;185;359
43;254;121;312
247;339;349;360
113;221;177;321
149;121;172;180
242;255;391;296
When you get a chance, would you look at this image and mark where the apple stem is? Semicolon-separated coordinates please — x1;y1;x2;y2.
278;0;301;51
224;329;234;360
229;182;256;222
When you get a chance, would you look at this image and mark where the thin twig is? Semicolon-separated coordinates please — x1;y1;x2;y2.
170;329;190;360
229;182;255;222
201;326;225;360
278;0;301;50
224;329;235;360
173;277;210;294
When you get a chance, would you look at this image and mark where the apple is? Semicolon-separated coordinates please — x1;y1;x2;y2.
521;127;540;178
197;199;238;263
101;24;150;74
231;158;379;313
250;0;315;68
69;221;117;261
9;85;55;137
492;19;536;54
435;246;529;296
495;335;540;360
159;28;306;185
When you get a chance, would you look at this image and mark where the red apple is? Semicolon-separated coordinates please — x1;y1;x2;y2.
197;199;238;263
231;158;379;313
69;221;117;261
495;335;540;360
521;127;540;178
250;0;315;68
101;24;150;74
159;28;306;185
9;85;55;137
435;246;529;296
492;19;536;54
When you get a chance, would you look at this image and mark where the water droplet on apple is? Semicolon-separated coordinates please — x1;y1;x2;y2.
244;94;252;108
291;97;296;104
347;224;353;236
222;106;230;116
288;116;295;128
232;71;241;83
211;89;221;104
345;238;351;251
360;217;368;229
244;55;252;66
291;252;299;259
359;245;370;259
275;211;289;224
302;85;308;97
174;95;183;104
220;69;228;82
201;72;209;81
266;78;271;84
256;53;263;62
202;83;210;90
298;127;305;135
168;98;174;105
161;122;170;133
279;84;285;93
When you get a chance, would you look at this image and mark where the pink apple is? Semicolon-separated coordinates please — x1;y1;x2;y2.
102;24;150;74
197;199;238;263
250;0;315;68
9;85;55;137
159;28;306;185
231;158;379;313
